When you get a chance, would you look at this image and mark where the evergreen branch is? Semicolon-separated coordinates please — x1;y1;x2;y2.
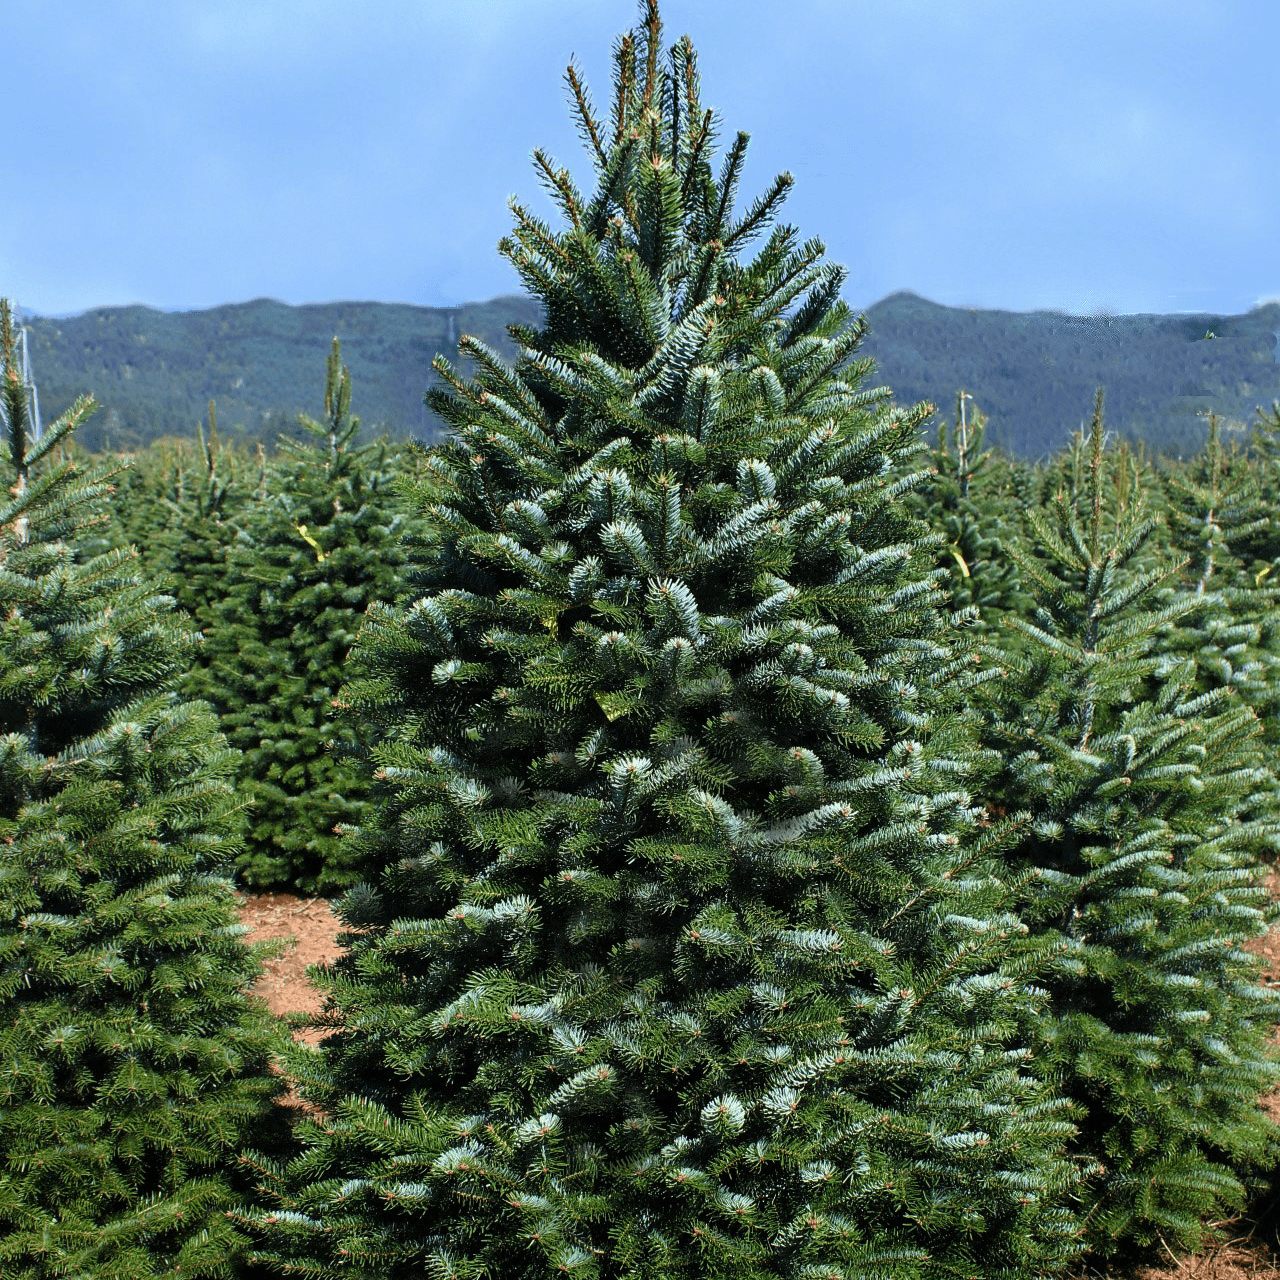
564;57;608;170
710;130;750;245
722;171;795;254
532;149;587;231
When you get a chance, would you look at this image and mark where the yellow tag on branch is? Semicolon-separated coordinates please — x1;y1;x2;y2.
295;523;328;562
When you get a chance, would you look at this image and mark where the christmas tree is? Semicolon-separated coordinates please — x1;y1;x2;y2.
1155;412;1280;744
918;390;1031;637
105;402;266;638
0;297;299;1277
189;340;419;893
970;390;1280;1262
243;6;1091;1277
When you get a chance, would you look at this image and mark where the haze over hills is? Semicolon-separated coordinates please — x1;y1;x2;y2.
15;291;1280;459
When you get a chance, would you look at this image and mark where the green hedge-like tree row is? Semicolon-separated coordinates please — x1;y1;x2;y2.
6;3;1280;1276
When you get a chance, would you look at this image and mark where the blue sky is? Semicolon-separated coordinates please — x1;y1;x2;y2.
9;0;1278;321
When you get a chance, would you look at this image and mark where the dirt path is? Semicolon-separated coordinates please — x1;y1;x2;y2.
235;891;344;1046
233;878;1280;1278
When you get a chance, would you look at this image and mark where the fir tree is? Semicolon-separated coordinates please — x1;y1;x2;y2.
1231;398;1280;746
244;6;1090;1277
0;298;299;1277
970;390;1280;1263
106;403;266;635
1246;397;1280;481
190;339;419;893
1155;412;1280;745
917;390;1031;637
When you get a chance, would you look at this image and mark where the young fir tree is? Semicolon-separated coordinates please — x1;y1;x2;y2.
241;6;1091;1277
1230;398;1280;750
1002;418;1161;672
0;299;299;1277
1245;397;1280;492
1243;398;1280;599
969;390;1280;1263
916;390;1031;638
1155;413;1280;746
105;403;266;635
189;339;418;893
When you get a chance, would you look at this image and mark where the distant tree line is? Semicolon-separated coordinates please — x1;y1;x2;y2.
17;288;1279;463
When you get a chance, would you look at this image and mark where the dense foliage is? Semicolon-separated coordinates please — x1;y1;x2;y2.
0;301;299;1278
176;340;429;893
962;393;1280;1259
104;401;266;629
99;352;442;895
237;4;1101;1275
6;2;1280;1276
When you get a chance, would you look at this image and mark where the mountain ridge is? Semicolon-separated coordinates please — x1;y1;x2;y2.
15;290;1280;458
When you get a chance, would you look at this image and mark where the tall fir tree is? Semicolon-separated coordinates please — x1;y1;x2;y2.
0;299;299;1277
969;391;1280;1263
190;340;420;893
242;6;1093;1278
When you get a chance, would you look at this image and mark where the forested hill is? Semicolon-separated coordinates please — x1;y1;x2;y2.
16;294;545;454
17;288;1280;458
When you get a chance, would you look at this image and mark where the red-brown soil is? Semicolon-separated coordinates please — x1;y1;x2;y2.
235;891;345;1046
233;874;1280;1278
